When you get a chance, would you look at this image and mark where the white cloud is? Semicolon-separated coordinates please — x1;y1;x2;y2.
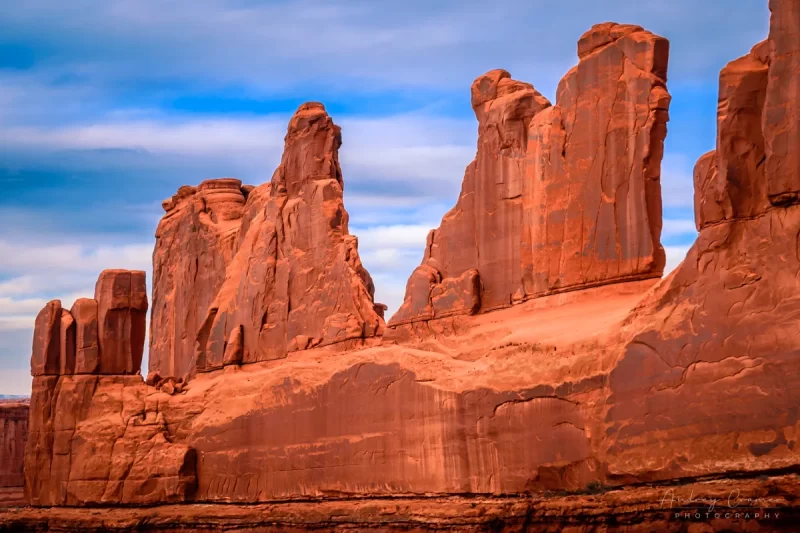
351;224;434;317
0;0;769;98
0;119;286;156
661;153;696;209
662;218;698;239
353;224;431;250
0;241;152;277
665;244;692;274
0;112;476;201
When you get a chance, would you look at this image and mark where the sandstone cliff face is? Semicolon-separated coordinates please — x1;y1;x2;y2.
150;178;251;381
390;24;669;327
31;271;147;377
0;402;27;490
694;41;770;229
390;70;550;324
25;270;196;507
195;103;385;371
522;23;669;298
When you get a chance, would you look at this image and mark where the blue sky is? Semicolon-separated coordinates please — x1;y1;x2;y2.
0;0;769;394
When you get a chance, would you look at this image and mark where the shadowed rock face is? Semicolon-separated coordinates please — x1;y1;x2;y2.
390;23;670;327
149;178;251;381
0;402;28;490
195;102;385;372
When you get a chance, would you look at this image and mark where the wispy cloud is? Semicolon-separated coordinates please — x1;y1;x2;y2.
0;0;768;99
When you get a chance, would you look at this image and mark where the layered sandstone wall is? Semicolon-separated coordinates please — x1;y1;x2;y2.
389;23;669;327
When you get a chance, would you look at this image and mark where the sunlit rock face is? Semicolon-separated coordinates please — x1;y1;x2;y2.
390;23;669;328
25;270;196;507
149;178;251;382
194;102;385;372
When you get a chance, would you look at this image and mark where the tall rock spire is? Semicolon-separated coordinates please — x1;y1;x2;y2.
195;103;385;371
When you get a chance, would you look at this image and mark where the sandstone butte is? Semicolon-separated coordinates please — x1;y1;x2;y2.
3;2;800;531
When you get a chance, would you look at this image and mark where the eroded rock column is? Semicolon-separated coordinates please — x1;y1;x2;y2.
25;269;196;507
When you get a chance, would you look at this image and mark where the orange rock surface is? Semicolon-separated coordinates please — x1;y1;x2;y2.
12;3;800;530
24;270;195;507
150;178;252;381
3;475;798;531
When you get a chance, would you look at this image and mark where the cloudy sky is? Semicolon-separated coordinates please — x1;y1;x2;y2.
0;0;769;395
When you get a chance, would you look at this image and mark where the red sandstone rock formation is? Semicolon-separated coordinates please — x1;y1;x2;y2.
694;41;770;229
5;475;799;531
95;270;148;375
31;272;147;378
25;270;196;506
15;5;800;528
390;24;669;327
71;298;99;374
195;102;385;371
149;178;253;381
603;1;800;484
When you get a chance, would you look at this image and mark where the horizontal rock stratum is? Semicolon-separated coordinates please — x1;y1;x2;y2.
11;2;800;530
